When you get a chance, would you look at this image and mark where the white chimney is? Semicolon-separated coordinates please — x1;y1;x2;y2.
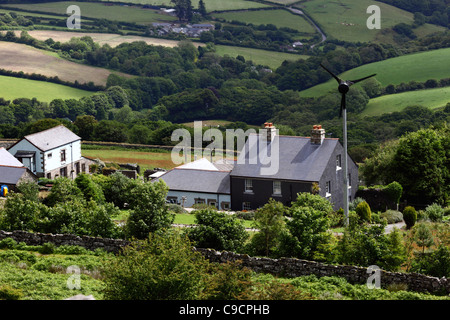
311;125;325;145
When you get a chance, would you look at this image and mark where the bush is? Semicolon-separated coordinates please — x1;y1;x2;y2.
403;206;417;229
425;203;444;222
380;210;403;224
355;201;371;222
39;242;55;254
0;238;18;249
0;285;23;300
235;211;255;220
166;203;188;214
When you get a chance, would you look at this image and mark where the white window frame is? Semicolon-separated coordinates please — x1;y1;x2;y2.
244;179;253;193
336;154;342;171
273;180;282;196
325;181;331;198
242;202;252;211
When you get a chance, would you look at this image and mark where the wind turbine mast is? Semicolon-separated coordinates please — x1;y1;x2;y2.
320;64;376;226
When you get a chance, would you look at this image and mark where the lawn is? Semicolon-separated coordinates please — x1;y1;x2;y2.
0;40;130;86
299;47;450;98
0;75;93;102
296;0;415;42
362;87;450;116
213;8;316;33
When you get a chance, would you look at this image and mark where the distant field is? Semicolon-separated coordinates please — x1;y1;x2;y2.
18;30;188;48
213;9;316;33
297;0;415;42
97;0;270;11
3;1;177;25
215;45;308;69
362;87;450;116
0;40;129;86
299;47;450;98
0;75;93;102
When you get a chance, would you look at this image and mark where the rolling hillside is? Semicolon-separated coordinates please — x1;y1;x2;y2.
299;47;450;98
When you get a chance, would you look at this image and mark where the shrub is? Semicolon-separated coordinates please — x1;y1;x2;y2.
425;203;444;222
403;206;417;229
235;211;255;221
39;242;55;254
291;192;334;215
380;210;403;224
349;197;366;211
166;203;188;214
0;238;18;249
0;285;23;300
355;201;371;222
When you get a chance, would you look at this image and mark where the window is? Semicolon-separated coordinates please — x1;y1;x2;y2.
348;173;352;187
167;196;178;204
47;153;52;159
60;149;66;162
46;173;51;179
336;154;342;170
221;202;230;211
273;181;282;196
244;179;253;193
60;167;67;177
242;202;252;211
195;198;205;204
325;181;331;198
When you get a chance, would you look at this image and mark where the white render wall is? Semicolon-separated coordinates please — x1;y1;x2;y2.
166;190;231;209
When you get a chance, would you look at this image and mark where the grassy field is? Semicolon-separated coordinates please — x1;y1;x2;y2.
18;30;189;48
0;75;93;102
296;0;416;42
362;87;450;116
0;40;130;86
213;8;316;33
299;47;450;98
97;0;270;11
215;45;308;69
3;1;177;25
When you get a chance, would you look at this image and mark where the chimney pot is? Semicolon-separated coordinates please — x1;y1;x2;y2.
311;125;325;145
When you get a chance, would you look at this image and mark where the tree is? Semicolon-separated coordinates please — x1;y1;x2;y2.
185;208;248;252
74;115;98;141
198;0;207;17
249;199;286;257
171;0;193;22
44;177;83;207
101;231;210;300
125;180;174;239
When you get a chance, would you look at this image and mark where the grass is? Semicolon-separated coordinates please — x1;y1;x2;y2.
216;45;309;69
362;87;450;116
296;0;416;42
3;1;177;25
0;75;93;102
0;40;131;86
299;47;450;98
97;0;270;11
212;8;316;33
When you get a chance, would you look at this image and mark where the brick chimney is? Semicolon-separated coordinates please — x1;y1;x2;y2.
263;122;277;143
311;125;325;145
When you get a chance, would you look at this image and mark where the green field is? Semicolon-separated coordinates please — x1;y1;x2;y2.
3;1;177;25
213;9;316;33
362;87;450;116
0;75;93;102
297;0;415;42
299;47;450;98
215;45;308;69
97;0;270;11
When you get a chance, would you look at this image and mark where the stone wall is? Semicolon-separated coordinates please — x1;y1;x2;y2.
195;248;450;295
0;230;128;254
0;229;448;294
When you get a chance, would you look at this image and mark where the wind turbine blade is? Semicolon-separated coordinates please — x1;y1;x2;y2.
349;74;377;84
339;94;346;118
320;64;342;84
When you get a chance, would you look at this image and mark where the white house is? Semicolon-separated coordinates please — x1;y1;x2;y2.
7;125;94;179
0;147;37;191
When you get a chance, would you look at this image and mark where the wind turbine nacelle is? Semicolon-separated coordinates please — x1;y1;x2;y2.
338;83;350;94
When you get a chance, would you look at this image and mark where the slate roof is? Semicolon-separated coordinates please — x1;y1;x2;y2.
20;125;80;152
0;166;27;185
230;135;340;182
156;168;231;194
0;147;24;167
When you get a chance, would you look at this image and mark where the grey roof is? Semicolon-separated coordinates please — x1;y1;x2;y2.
230;135;340;182
156;168;230;194
0;147;24;167
23;125;80;152
0;166;27;184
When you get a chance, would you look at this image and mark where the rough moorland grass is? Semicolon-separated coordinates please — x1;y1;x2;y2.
0;75;93;102
297;0;415;42
362;87;450;116
213;9;316;33
299;47;450;98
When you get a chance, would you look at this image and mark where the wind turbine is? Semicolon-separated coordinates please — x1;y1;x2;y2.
320;64;376;226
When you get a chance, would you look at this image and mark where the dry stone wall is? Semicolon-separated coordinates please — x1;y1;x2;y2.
0;230;448;294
